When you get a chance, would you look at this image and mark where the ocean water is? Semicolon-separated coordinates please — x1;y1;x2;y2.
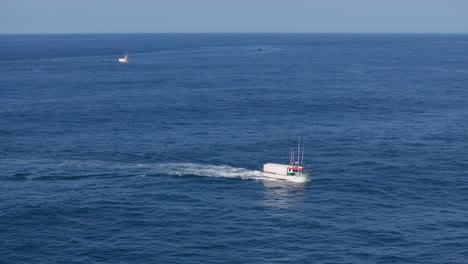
1;34;467;263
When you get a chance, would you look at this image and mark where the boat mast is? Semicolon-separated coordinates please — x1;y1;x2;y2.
293;150;296;166
297;137;301;166
301;140;305;166
290;147;293;165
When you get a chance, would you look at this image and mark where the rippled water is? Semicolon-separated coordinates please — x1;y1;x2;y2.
1;34;468;263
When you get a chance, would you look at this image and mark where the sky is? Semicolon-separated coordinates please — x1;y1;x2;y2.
1;0;468;34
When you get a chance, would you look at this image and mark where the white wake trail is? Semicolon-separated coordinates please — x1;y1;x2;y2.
155;163;274;181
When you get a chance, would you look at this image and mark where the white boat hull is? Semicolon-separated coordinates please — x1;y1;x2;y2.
262;163;309;183
262;171;309;183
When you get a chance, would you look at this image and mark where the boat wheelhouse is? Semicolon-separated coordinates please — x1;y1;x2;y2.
287;164;305;176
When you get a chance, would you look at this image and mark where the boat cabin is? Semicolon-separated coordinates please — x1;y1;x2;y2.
287;166;304;176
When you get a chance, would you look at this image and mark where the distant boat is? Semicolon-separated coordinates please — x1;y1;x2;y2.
257;46;263;52
118;52;129;63
262;138;309;183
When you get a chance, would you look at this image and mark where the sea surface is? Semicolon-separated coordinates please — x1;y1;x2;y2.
1;33;467;263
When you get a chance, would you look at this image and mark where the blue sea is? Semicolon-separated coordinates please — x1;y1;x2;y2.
1;34;467;263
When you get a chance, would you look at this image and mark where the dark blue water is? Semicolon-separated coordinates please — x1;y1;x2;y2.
1;34;467;263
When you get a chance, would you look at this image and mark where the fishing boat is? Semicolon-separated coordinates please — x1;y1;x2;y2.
118;52;129;63
262;139;309;183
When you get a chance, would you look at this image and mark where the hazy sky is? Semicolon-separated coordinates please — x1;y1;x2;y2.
1;0;468;34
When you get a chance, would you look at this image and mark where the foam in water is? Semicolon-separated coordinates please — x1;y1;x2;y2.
157;162;270;181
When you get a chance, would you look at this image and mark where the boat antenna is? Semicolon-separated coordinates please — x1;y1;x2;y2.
301;140;305;166
297;137;300;166
292;149;295;165
290;147;293;165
